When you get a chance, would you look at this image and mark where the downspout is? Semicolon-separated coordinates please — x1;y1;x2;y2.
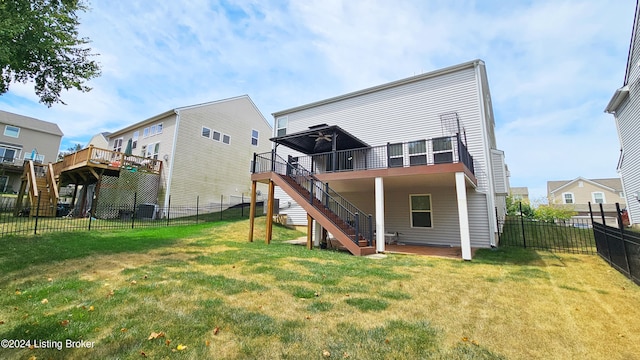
163;110;181;209
475;61;498;246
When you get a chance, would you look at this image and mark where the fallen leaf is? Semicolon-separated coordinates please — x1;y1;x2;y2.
384;339;389;344
88;306;95;312
205;340;211;347
165;339;171;346
143;275;148;279
60;320;70;327
176;344;187;351
47;277;53;282
148;331;165;340
106;290;115;298
130;280;137;285
314;292;319;297
462;337;469;342
471;340;479;346
121;328;128;332
343;353;350;359
0;320;4;324
15;290;21;295
213;327;219;335
305;316;311;320
322;349;331;357
140;351;147;357
28;356;37;360
41;299;48;304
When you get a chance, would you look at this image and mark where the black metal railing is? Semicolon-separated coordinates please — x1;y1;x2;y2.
277;134;474;175
254;152;373;246
591;202;640;286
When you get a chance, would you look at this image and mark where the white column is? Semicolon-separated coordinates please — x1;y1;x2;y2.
456;172;472;260
375;177;385;253
313;221;322;247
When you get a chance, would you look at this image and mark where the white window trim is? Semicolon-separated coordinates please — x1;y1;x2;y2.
156;122;163;134
222;134;231;145
201;126;211;139
409;194;433;228
4;125;20;138
143;127;150;138
251;129;259;146
276;116;287;137
113;137;123;152
562;192;574;204
592;192;606;204
212;130;221;142
132;131;139;149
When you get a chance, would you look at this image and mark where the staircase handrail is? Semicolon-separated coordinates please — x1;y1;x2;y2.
47;163;59;204
255;152;373;246
25;160;39;200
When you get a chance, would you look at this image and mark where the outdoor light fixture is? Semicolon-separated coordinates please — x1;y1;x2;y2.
163;154;169;161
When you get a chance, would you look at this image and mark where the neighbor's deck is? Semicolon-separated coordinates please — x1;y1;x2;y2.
52;146;162;185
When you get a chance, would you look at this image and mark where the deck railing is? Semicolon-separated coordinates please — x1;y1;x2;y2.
287;134;474;175
254;152;373;247
53;146;162;175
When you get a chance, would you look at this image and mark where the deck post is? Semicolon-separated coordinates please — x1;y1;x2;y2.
375;177;385;253
90;171;104;218
249;180;257;242
265;180;275;244
307;213;313;250
455;172;472;260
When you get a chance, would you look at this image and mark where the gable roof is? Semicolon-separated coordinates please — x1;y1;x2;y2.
0;110;64;137
273;59;484;117
547;177;622;194
107;95;270;138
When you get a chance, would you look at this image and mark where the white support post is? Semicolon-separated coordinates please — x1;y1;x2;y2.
456;172;472;260
313;221;322;247
375;177;385;253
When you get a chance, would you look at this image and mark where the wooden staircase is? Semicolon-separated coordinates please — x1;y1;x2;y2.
269;171;375;256
15;161;59;217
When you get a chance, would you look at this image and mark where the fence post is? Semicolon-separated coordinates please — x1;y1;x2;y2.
252;152;257;174
220;195;223;221
519;202;526;248
131;192;137;229
600;203;612;265
241;193;244;217
309;179;314;204
34;192;41;235
196;195;199;223
616;202;631;274
166;195;171;226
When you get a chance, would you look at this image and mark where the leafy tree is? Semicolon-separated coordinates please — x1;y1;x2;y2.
506;195;534;218
57;143;82;160
533;204;577;222
0;0;101;106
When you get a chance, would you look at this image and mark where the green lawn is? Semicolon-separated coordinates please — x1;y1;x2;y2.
0;218;639;359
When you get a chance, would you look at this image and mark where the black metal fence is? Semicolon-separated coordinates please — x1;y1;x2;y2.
1;194;264;238
498;214;596;255
591;203;640;285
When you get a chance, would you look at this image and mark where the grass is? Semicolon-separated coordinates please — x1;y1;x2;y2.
500;217;596;254
0;218;639;359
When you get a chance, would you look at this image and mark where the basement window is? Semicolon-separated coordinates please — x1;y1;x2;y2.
410;194;432;228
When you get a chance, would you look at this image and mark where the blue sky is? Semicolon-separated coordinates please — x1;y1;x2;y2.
0;0;636;201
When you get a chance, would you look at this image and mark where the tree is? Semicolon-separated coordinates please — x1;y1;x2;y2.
533;205;577;222
0;0;101;106
57;143;83;160
506;195;534;218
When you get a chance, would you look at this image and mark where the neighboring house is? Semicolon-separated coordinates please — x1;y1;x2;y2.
510;187;529;203
97;95;272;210
547;177;626;221
87;132;110;149
0;110;63;194
250;59;508;259
605;0;640;227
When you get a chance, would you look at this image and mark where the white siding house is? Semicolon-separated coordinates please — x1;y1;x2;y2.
251;60;507;259
605;0;640;227
99;95;272;209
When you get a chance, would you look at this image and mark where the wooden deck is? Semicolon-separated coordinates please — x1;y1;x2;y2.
53;146;162;185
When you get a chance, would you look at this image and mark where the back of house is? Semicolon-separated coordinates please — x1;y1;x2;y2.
255;59;508;259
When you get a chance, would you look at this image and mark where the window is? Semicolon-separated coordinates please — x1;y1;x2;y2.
0;147;17;163
563;192;574;204
408;140;427;166
146;142;160;159
388;143;403;167
202;127;211;138
4;125;19;138
143;127;150;138
150;125;157;136
113;138;123;152
410;194;432;228
251;130;259;146
592;192;605;204
212;131;221;141
157;123;163;134
132;131;139;149
276;117;287;137
222;134;231;144
432;137;453;163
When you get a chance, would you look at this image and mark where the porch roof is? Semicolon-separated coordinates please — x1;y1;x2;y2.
270;124;369;155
